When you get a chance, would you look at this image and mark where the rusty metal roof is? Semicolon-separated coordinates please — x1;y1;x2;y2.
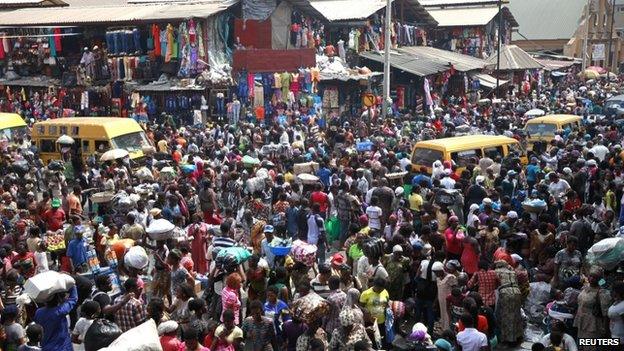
400;46;486;72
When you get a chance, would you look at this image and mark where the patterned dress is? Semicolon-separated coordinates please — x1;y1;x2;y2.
494;262;524;343
324;290;347;333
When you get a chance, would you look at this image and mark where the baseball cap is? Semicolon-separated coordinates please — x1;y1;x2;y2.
392;245;403;253
263;225;274;233
51;198;61;208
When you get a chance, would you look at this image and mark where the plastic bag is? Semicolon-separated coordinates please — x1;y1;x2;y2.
124;246;149;269
524;281;552;321
84;318;123;351
325;216;340;244
586;237;624;270
24;271;75;303
523;323;544;343
216;246;252;264
100;319;161;351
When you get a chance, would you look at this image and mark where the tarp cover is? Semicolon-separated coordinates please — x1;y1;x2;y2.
271;1;292;50
242;0;276;20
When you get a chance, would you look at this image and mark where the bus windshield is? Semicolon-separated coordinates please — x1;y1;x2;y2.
0;126;28;141
526;123;557;136
111;131;149;152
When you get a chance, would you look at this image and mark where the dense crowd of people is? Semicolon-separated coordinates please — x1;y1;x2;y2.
0;73;622;351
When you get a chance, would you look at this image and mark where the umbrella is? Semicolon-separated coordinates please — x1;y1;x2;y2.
587;66;607;74
56;135;74;145
146;218;175;241
525;108;545;117
580;70;600;79
600;72;618;79
100;148;129;162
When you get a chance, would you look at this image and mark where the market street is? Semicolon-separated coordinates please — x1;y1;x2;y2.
0;0;623;351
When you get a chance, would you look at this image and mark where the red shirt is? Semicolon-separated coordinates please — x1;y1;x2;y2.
444;228;464;255
159;335;183;351
310;191;329;213
42;208;66;231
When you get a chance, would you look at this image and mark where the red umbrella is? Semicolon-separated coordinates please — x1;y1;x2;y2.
587;66;607;74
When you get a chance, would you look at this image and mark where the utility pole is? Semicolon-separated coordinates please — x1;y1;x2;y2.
382;0;392;119
495;0;502;95
582;0;592;71
608;0;616;81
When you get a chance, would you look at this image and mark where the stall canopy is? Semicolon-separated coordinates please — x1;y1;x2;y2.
360;50;450;77
470;73;509;89
535;58;579;71
399;46;486;72
426;5;517;27
485;44;543;71
287;0;437;25
0;0;237;26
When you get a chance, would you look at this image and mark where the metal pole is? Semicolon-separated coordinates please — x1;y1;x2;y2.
581;0;591;71
382;0;392;119
495;0;502;96
608;0;616;81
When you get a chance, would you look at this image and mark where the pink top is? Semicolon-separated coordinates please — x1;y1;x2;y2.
221;286;241;325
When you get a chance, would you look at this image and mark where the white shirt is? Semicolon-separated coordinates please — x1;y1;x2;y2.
609;300;624;340
548;179;571;201
456;327;488;351
589;145;609;161
440;176;456;190
540;333;578;351
366;206;382;230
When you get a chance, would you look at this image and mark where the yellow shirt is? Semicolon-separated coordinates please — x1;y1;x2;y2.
157;139;168;153
409;193;423;211
359;287;389;323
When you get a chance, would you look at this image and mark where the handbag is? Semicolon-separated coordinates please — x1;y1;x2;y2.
416;260;437;300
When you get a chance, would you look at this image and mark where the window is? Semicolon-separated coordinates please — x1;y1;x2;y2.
48;126;57;135
451;149;482;167
59;126;67;135
412;148;444;167
483;146;504;159
72;126;79;135
40;139;56;153
526;123;557;136
82;140;90;153
36;125;45;134
110;132;150;152
95;140;110;152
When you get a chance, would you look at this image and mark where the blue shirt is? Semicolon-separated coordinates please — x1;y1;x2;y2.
317;167;332;187
66;238;88;267
526;164;540;182
264;299;290;332
34;286;77;351
412;174;432;188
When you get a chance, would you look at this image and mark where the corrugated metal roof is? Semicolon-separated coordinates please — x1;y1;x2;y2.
508;0;585;41
308;0;387;21
427;6;517;27
485;44;543;71
399;46;486;72
536;58;579;71
0;1;236;25
360;50;450;77
419;0;504;7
